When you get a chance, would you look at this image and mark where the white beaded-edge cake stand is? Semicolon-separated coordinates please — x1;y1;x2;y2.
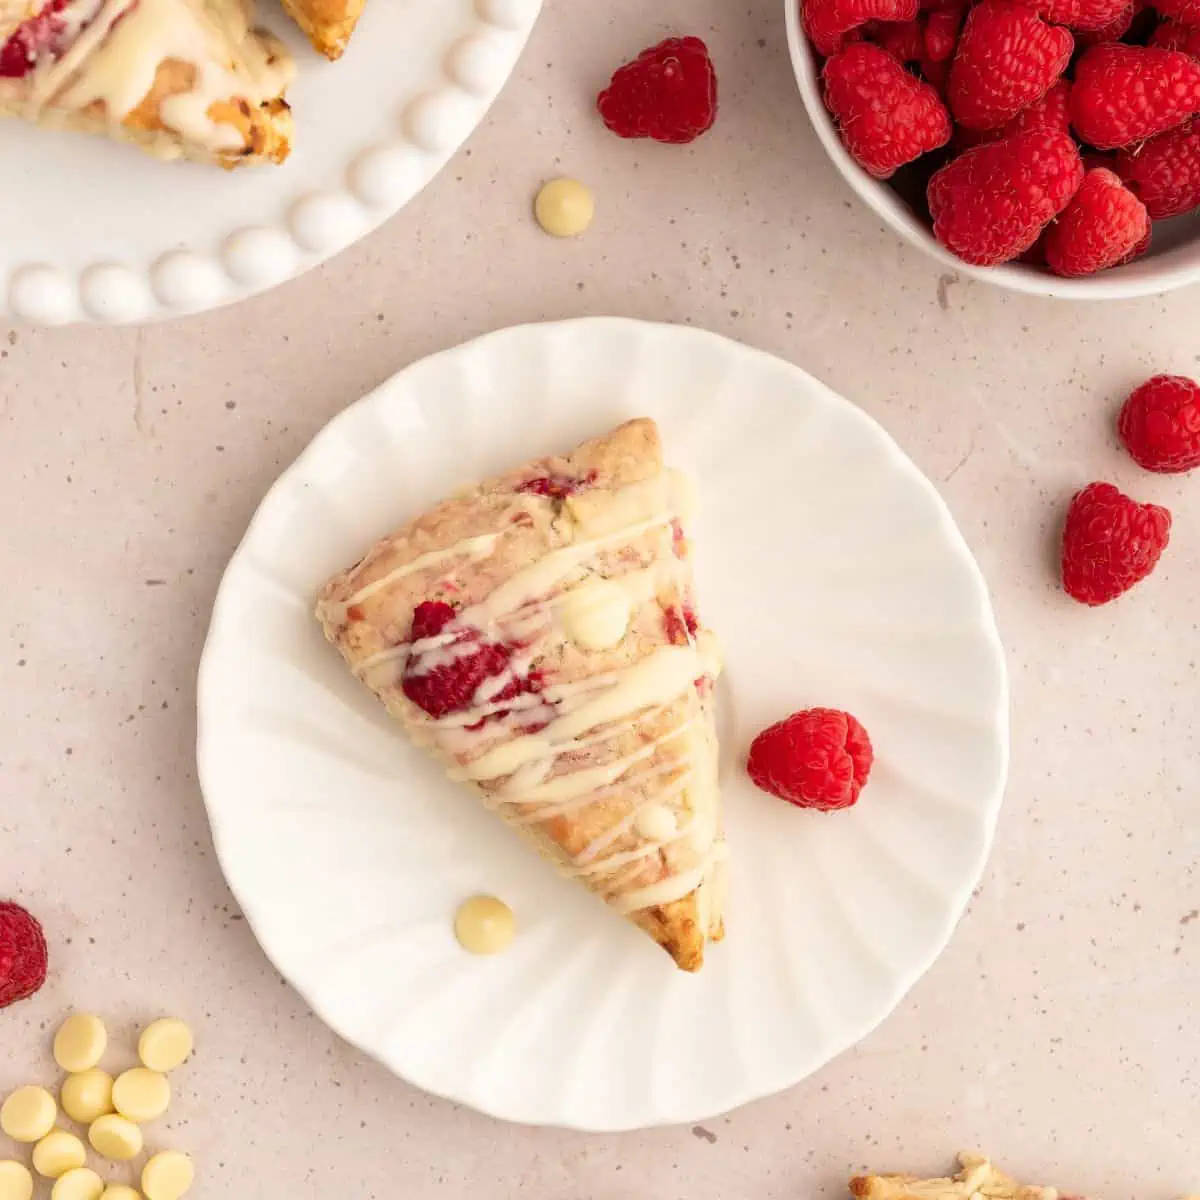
0;0;542;325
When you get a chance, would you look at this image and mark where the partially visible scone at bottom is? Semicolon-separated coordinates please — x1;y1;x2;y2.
0;0;295;167
281;0;364;59
851;1153;1059;1200
316;418;726;971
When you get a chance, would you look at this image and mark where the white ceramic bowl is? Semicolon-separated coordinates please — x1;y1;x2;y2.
784;0;1200;298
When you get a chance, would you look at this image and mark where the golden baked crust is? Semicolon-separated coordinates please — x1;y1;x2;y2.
280;0;363;60
0;0;293;167
316;419;726;971
851;1153;1059;1200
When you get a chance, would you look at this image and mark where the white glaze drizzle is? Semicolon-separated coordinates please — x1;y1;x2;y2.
8;0;293;156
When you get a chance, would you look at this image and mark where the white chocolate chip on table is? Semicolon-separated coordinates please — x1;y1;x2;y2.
534;178;595;238
111;1069;170;1123
51;1168;105;1200
137;1020;193;1073
0;1161;33;1200
89;1114;143;1161
61;1070;115;1125
0;1086;57;1143
142;1151;193;1200
31;1129;87;1179
53;1015;108;1074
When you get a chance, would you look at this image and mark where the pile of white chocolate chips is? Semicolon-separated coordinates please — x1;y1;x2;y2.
0;1014;194;1200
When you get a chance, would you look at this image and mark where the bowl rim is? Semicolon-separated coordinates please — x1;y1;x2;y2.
783;0;1200;300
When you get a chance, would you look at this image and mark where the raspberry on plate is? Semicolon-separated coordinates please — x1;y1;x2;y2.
1043;167;1150;276
823;42;952;178
1118;374;1200;473
802;0;920;56
927;129;1083;264
1116;118;1200;218
747;708;874;812
1061;481;1171;605
948;1;1073;131
1071;44;1200;149
0;901;48;1009
1149;19;1200;56
597;36;717;145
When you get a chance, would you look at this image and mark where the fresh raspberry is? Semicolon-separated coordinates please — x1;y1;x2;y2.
1118;375;1200;473
958;77;1072;146
1061;482;1171;605
597;37;717;144
1038;0;1130;29
948;1;1073;131
1073;0;1137;44
402;601;513;719
803;0;920;56
927;129;1083;264
1150;0;1200;26
1116;117;1200;217
747;708;874;812
923;6;965;61
823;42;952;177
1149;19;1200;55
0;901;48;1009
1043;167;1150;275
872;16;926;61
0;0;71;77
1071;44;1200;148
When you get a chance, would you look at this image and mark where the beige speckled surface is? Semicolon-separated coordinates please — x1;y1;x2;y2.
1;1;1197;1197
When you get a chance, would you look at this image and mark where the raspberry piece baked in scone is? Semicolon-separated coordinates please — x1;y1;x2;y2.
316;419;726;972
0;0;294;166
851;1152;1060;1200
280;0;363;60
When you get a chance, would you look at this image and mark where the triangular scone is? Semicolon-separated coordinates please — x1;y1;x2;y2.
279;0;361;60
316;418;727;971
851;1153;1060;1200
0;0;294;166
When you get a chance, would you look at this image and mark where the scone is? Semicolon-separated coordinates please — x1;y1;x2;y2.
852;1152;1060;1200
316;418;727;971
0;0;294;166
280;0;362;60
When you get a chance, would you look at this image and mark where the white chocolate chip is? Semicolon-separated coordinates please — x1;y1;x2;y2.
0;1086;58;1143
50;1168;104;1200
137;1020;193;1073
53;1015;108;1074
454;896;515;955
89;1114;144;1161
32;1130;87;1179
141;1151;194;1200
61;1070;115;1125
634;803;678;842
0;1161;34;1200
111;1069;169;1124
559;579;632;651
534;178;595;238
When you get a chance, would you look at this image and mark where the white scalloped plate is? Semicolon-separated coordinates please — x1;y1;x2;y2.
0;0;541;324
197;318;1009;1131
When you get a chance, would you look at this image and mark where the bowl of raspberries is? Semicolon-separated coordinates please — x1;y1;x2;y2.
786;0;1200;294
